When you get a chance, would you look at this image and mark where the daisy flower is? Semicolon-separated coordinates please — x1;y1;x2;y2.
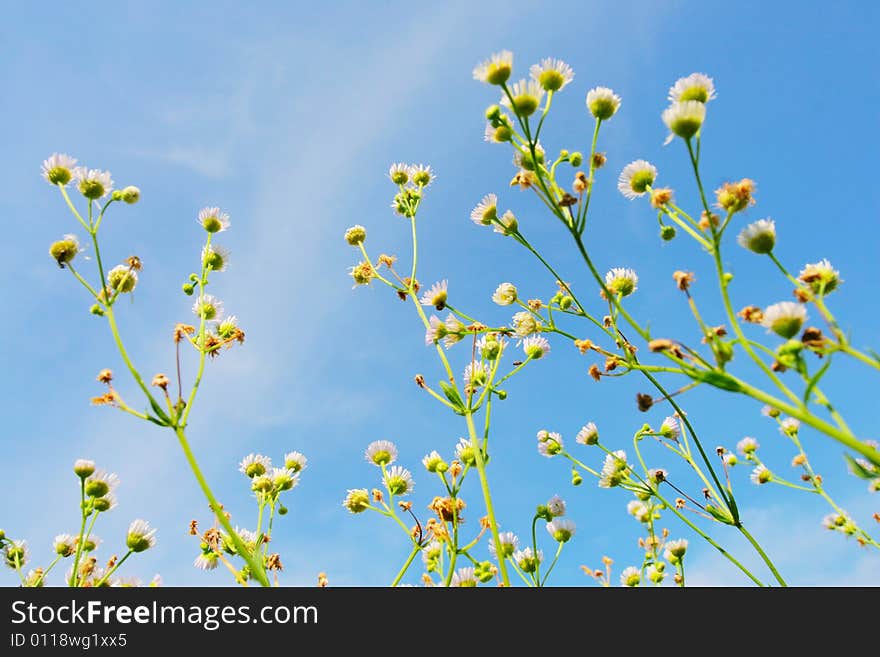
668;73;716;103
501;79;545;117
424;315;447;346
4;541;29;569
750;464;772;485
239;453;271;478
454;437;475;465
547;494;566;517
194;553;219;571
659;416;680;440
494;209;518;235
126;519;157;552
512;311;538;337
514;547;543;573
737;437;759;455
73;459;96;478
42;153;78;185
604;267;639;297
72;167;113;199
342;489;370;514
107;264;138;294
85;470;119;498
198;207;231;233
576;422;599;445
488;532;520;559
365;440;398;466
537;430;563;457
523;335;551;359
798;259;841;295
530;57;574;92
473;50;513;85
546;519;576;543
463;361;488;388
662;100;706;143
470;194;498;226
620;566;641;587
422;450;445;472
761;301;807;339
408;164;434;187
664;538;688;563
192;294;225;321
737;219;776;254
53;534;77;557
388;162;409;185
283;451;307;473
492;282;517;305
444;314;466;347
202;244;231;272
586;87;621;120
383;465;414;496
450;566;478;587
419;280;448;309
617;160;657;199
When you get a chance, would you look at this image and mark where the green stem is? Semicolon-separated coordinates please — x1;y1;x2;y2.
540;541;564;587
70;480;88;586
738;524;787;586
94;550;132;587
33;554;63;587
390;546;420;587
173;426;270;587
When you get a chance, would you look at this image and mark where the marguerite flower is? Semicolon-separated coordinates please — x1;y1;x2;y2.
73;459;96;478
514;547;543;573
463;361;488;388
473;50;513;85
126;519;157;552
342;489;370;514
283;451;307;473
750;464;772;485
659;416;680;440
444;314;466;347
523;335;551;359
604;267;639;297
422;450;445;473
419;280;448;309
620;566;641;587
42;153;78;185
470;194;498;226
72;167;113;199
737;437;759;455
192;294;225;321
761;302;807;339
512;311;538;337
84;470;119;498
53;534;77;557
662;100;706;143
530;57;574;92
202;244;231;272
546;518;576;543
383;465;414;496
4;541;29;569
488;532;520;558
107;265;138;294
239;453;271;478
494;209;518;235
454;437;475;465
547;495;566;517
492;282;517;305
779;417;801;436
198;207;230;233
576;422;599;445
627;500;650;522
664;538;688;563
450;566;478;587
737;219;776;254
408;164;434;187
537;430;563;457
668;73;716;103
599;450;629;488
586;87;621;120
501;79;545;117
424;315;447;346
194;553;219;570
388;162;409;185
365;440;398;467
617;160;657;199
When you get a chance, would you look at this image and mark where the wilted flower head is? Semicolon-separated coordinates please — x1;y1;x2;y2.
383;466;414;496
529;57;574;92
668;73;716;103
501;79;545;117
546;518;576;543
126;519;157;552
523;335;551;359
662;100;706;142
512;311;538;337
73;167;113;199
715;178;756;213
604;268;638;297
365;440;398;467
576;422;599;445
343;489;371;514
49;234;82;267
547;494;566;517
473;50;513;85
488;531;520;559
492;282;517;306
618;160;657;199
198;207;231;233
471;194;498;226
42;153;78;185
586;87;621;120
761;302;807;339
344;225;366;246
737;219;776;254
239;453;271;478
798;259;841;295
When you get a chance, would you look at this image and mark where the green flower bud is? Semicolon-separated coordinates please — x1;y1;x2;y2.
278;505;288;516
182;283;195;295
121;186;140;204
496;389;507;400
660;225;677;241
112;190;124;201
93;497;112;512
559;296;573;310
90;304;105;316
571;469;583;486
84;480;109;498
485;104;502;121
568;152;583;167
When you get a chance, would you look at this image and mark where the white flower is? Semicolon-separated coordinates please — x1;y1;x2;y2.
620;566;641;587
494;210;518;235
662;100;706;143
530;57;574;92
476;335;506;360
547;494;566;517
604;267;639;297
659;416;680;440
798;259;841;295
107;264;138;294
422;540;442;565
576;422;599;445
454;437;475;465
73;458;96;477
53;534;77;557
408;163;434;187
383;465;414;495
236;527;258;545
737;437;759;455
586;87;621;120
627;500;650;522
42;153;78;185
422;450;445;472
546;519;576;543
270;467;298;492
85;469;120;497
425;315;446;346
737;219;776;254
599;450;628;488
537;430;563;458
4;540;29;569
523;335;551;359
512;141;544;170
617;160;657;199
664;538;689;562
646;565;666;584
192;294;225;321
500;79;546;117
194;553;218;570
492;282;517;306
283;451;307;473
79;535;101;552
723;453;738;466
473;50;513;85
419;280;448;308
750;464;772;485
126;519;157;552
471;194;498;226
513;547;543;573
668;73;717;103
484;122;507;143
365;440;398;466
488;532;520;558
512;311;538;337
779;418;801;436
197;207;230;233
450;566;478;587
388;162;410;185
72;167;113;198
239;453;271;477
216;316;239;339
761;301;807;339
201;244;231;272
463;361;488;388
444;314;466;347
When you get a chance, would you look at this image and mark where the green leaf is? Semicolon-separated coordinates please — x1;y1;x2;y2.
687;368;743;392
844;454;876;480
803;359;832;405
705;504;736;525
438;381;466;415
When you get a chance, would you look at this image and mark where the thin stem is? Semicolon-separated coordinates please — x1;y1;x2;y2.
540;541;564;586
70;480;88;586
390;546;420;587
94;550;132;587
738;524;787;586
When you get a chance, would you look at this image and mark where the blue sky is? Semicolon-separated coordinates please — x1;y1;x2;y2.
2;1;878;586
